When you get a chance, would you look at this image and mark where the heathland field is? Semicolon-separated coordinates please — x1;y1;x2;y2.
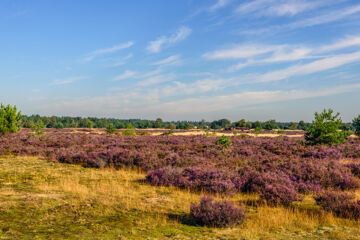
0;129;359;239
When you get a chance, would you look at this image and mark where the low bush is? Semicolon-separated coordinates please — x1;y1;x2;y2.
260;183;303;206
346;163;360;177
190;196;245;227
315;191;360;220
215;135;232;148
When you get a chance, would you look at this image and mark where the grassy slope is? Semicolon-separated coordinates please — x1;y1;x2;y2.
0;156;359;240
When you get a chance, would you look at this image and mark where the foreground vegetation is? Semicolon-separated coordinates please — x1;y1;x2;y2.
0;156;360;239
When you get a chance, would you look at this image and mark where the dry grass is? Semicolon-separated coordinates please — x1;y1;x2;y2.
0;156;359;239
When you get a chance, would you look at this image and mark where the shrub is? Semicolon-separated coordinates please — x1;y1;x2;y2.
105;124;116;134
315;191;360;220
305;109;351;145
215;135;232;148
345;163;360;177
31;120;46;135
353;114;360;136
260;183;303;206
0;103;21;135
122;123;135;135
190;196;245;227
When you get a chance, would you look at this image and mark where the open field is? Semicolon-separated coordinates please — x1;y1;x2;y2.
1;156;360;240
0;129;360;239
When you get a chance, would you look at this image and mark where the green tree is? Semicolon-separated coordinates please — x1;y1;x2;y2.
199;119;207;129
235;119;246;128
105;123;116;134
31;120;46;135
154;118;163;128
252;121;262;129
263;120;277;130
287;122;298;130
0;104;21;135
352;114;360;136
305;109;351;145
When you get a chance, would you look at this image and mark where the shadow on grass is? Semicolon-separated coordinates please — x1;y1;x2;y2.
167;213;197;226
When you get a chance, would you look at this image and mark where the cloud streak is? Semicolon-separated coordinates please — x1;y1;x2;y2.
147;26;192;53
84;41;134;62
51;76;87;85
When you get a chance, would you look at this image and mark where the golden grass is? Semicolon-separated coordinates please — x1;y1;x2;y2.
1;156;359;239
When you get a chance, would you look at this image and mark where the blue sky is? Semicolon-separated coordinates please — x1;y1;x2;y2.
1;0;360;121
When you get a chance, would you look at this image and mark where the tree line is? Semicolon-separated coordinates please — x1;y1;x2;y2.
19;115;313;130
1;103;360;141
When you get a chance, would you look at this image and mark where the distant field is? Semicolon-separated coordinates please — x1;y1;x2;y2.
0;156;359;239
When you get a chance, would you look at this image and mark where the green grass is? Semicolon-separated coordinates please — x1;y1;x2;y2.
0;156;359;239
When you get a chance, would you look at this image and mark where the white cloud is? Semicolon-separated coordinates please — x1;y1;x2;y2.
51;76;86;85
257;51;360;82
203;44;280;60
147;26;192;53
226;47;313;72
244;4;360;34
209;0;232;12
151;83;360;115
319;35;360;52
113;71;137;81
136;74;176;87
84;41;134;62
41;83;360;119
153;55;181;65
236;0;323;17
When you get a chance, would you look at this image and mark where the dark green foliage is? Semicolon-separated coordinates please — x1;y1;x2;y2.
287;122;298;130
215;135;232;148
263;120;277;130
210;119;231;129
0;104;21;135
353;114;360;136
235;119;246;128
305;109;351;145
252;121;262;129
105;124;116;134
153;118;163;128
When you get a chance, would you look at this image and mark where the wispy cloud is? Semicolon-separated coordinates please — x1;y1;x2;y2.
209;0;232;12
319;35;360;52
42;83;360;119
84;41;134;62
153;83;360;115
113;71;137;81
153;55;181;65
136;74;176;87
243;4;360;34
147;26;192;53
110;53;134;67
203;44;281;60
51;76;87;85
236;0;325;17
257;51;360;83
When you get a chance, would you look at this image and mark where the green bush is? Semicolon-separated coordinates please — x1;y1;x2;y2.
0;103;21;135
353;115;360;136
215;135;232;148
305;109;351;145
31;120;46;135
105;123;116;134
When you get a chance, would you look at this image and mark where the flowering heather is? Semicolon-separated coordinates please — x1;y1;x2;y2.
315;191;360;220
190;196;245;227
0;129;360;214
